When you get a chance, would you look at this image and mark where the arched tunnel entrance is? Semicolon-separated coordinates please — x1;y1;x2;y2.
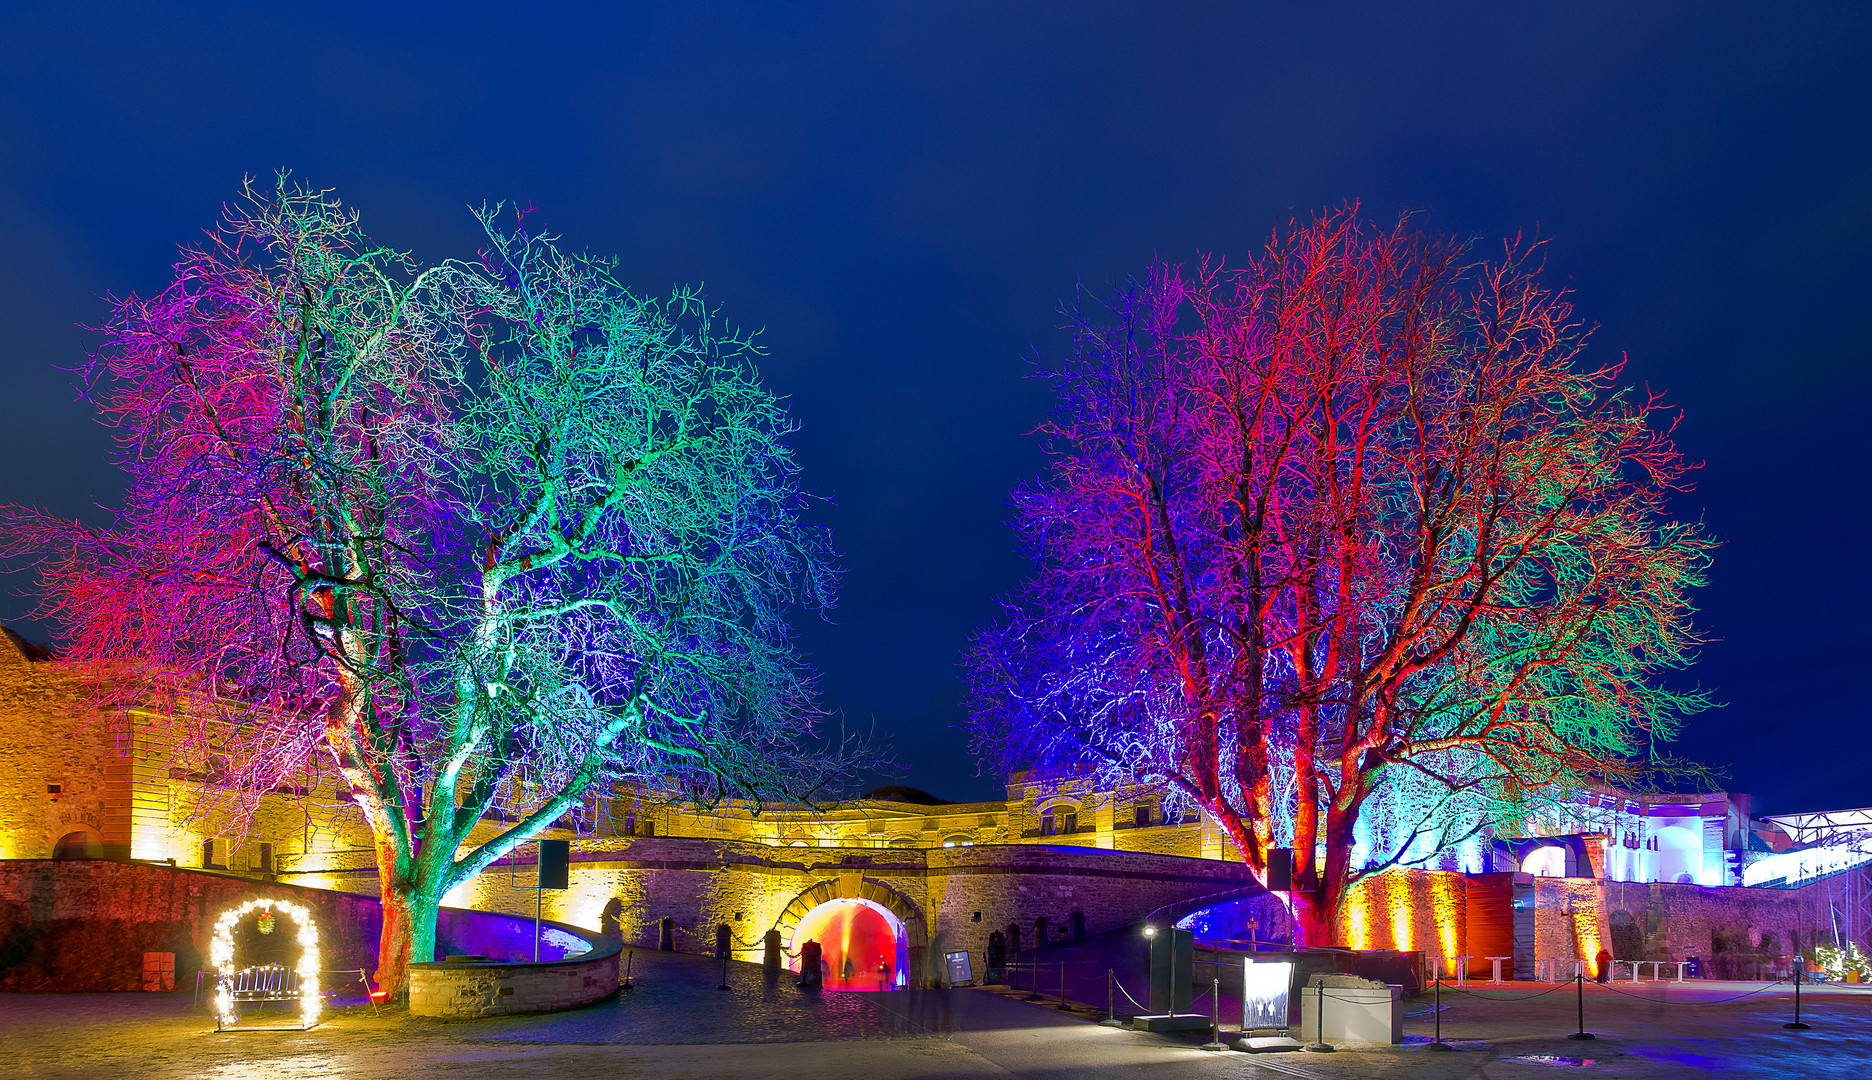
788;897;908;991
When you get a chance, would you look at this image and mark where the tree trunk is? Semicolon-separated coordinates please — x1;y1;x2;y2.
1292;889;1338;949
375;873;441;1000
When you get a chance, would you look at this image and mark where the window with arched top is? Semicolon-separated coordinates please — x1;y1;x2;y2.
1038;805;1079;836
1522;845;1567;878
941;836;974;848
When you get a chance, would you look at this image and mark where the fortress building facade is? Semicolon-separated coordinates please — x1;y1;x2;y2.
0;628;1853;990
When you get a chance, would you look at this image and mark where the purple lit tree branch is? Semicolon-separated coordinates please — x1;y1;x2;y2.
966;207;1711;944
3;179;849;993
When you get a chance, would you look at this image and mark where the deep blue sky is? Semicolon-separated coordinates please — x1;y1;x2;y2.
2;3;1867;814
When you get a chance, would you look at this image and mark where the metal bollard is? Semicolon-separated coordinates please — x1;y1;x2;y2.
1201;977;1228;1050
1100;968;1126;1027
1567;973;1597;1041
1425;973;1451;1051
1786;961;1812;1031
1303;978;1334;1053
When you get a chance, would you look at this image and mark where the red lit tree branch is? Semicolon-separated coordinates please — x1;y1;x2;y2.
2;179;850;993
966;206;1710;942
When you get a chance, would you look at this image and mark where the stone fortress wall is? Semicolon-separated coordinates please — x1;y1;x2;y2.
0;858;596;994
0;628;1842;989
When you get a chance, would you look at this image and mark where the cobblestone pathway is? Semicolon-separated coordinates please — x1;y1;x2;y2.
4;950;1872;1079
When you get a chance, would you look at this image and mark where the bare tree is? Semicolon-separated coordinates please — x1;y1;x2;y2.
4;180;849;993
967;207;1711;942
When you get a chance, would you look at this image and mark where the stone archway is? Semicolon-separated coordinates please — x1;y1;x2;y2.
52;827;103;859
772;876;925;990
774;876;924;946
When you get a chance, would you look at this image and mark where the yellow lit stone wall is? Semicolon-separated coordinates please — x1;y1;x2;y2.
1;628;1262;979
0;637;132;859
1337;869;1469;960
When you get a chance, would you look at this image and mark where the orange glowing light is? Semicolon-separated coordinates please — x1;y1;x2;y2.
1572;908;1603;976
1431;874;1462;960
789;899;901;991
1387;878;1415;952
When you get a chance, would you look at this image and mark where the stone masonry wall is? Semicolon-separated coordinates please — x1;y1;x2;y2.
1338;869;1469;960
0;860;596;992
407;930;620;1019
0;860;381;991
922;844;1259;976
1511;873;1830;979
0;644;131;860
282;837;1262;987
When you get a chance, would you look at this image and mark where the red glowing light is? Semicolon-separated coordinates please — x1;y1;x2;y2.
790;899;901;991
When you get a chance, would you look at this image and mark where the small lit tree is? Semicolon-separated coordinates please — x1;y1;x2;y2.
3;180;844;993
966;207;1711;943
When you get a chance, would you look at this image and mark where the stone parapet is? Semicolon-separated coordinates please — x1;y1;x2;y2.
408;924;621;1019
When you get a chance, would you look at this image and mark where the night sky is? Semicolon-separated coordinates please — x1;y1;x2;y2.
2;4;1867;815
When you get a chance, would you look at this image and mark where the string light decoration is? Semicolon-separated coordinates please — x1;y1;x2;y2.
209;899;320;1030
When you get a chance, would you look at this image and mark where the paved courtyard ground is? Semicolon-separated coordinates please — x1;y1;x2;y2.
1;949;1869;1079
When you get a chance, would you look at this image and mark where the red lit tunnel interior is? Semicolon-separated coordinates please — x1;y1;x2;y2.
790;899;903;990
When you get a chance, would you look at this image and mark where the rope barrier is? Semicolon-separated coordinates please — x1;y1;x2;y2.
1443;981;1573;1001
1596;976;1793;1006
981;950;1817;1047
1112;972;1152;1011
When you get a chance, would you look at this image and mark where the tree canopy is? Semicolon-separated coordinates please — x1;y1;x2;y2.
3;179;848;990
965;207;1711;941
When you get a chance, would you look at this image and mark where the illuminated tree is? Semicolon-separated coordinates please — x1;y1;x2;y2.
2;180;843;993
966;207;1711;943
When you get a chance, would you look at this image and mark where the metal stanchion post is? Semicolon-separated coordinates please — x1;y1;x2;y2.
1786;961;1811;1031
1567;973;1597;1041
1101;968;1125;1027
1425;972;1452;1051
1201;977;1228;1050
1057;961;1070;1010
1303;979;1334;1053
719;946;730;991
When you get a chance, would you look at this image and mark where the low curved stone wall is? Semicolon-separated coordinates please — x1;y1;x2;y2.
0;860;622;1000
408;920;621;1018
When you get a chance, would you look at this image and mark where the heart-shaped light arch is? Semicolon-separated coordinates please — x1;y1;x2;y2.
209;898;320;1029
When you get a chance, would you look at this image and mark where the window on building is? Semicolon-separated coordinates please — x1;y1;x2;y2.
1134;804;1154;828
202;839;224;870
258;842;274;874
941;836;974;848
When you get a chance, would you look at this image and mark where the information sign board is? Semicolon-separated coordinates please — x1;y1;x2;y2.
1242;959;1294;1032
